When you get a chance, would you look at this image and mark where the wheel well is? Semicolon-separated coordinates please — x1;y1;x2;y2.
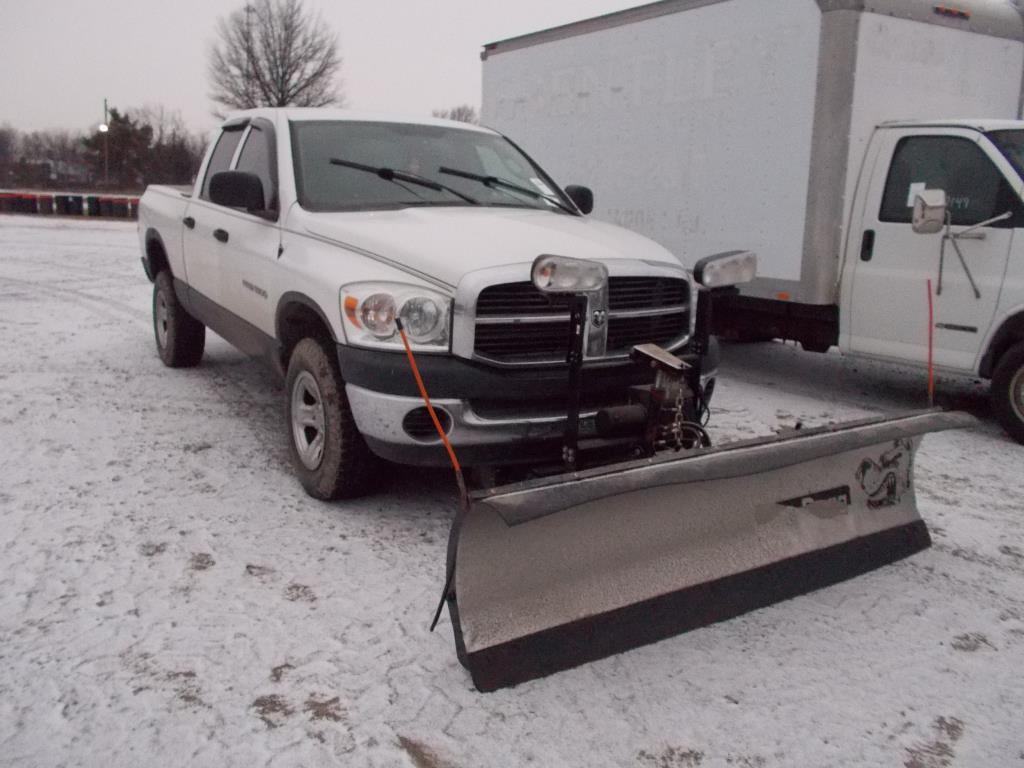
278;301;335;370
145;233;170;281
981;312;1024;378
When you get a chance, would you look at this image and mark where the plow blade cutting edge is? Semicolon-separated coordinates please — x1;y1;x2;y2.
445;410;974;691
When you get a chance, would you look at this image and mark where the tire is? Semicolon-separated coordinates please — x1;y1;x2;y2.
153;270;205;367
285;338;377;499
991;342;1024;445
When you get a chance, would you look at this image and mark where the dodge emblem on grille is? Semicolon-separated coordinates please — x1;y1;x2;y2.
591;309;607;328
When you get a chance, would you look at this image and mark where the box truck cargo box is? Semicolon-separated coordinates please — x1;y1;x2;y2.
482;0;1024;443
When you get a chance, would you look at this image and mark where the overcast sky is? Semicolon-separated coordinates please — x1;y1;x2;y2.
0;0;641;136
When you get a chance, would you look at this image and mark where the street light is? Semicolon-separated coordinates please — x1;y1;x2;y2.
99;98;109;188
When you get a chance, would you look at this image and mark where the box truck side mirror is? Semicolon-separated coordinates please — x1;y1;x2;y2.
912;189;947;234
564;185;594;215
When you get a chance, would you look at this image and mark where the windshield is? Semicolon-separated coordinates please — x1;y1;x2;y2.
988;130;1024;179
290;120;571;213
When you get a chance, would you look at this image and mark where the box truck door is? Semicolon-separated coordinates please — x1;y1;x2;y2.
848;131;1017;372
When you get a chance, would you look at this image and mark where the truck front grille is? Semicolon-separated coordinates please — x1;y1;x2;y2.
473;277;689;364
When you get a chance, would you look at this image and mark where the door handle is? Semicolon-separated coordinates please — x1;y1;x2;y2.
859;229;875;262
213;228;229;243
183;216;195;229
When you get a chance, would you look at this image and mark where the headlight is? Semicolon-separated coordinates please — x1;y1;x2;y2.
399;296;444;342
340;282;451;352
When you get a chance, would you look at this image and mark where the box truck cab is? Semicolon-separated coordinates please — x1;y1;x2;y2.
480;0;1024;442
842;121;1024;373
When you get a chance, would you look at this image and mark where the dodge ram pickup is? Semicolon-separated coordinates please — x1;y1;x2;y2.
138;108;726;499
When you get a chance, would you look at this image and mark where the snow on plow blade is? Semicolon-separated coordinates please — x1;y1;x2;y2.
448;410;974;691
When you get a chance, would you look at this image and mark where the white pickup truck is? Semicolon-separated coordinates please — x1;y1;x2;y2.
138;108;730;499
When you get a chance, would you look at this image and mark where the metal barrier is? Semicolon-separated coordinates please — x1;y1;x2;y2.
0;190;139;219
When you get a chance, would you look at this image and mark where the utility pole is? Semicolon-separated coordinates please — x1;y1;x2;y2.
245;4;255;107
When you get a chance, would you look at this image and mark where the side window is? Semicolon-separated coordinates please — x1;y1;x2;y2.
880;137;1015;227
200;127;245;201
879;136;1012;227
235;123;277;211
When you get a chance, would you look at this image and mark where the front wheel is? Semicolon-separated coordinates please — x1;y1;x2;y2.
991;342;1024;445
285;338;377;499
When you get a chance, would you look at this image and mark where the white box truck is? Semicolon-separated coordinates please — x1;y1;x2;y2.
481;0;1024;442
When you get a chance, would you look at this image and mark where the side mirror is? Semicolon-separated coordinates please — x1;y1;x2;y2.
564;185;594;215
693;250;757;289
210;170;265;211
912;189;947;234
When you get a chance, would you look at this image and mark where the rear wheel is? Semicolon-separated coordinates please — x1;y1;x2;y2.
991;342;1024;445
285;338;377;499
153;270;205;367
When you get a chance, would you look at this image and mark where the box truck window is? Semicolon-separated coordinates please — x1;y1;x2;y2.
879;136;1008;227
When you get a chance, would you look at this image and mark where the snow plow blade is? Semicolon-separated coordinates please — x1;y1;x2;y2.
447;410;974;691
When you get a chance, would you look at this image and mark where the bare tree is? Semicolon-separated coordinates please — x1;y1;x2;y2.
432;105;479;124
208;0;343;115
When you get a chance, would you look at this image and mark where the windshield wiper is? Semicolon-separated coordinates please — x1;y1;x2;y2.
437;166;575;214
329;158;479;205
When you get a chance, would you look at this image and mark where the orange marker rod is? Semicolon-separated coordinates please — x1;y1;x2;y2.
927;279;935;407
395;318;469;633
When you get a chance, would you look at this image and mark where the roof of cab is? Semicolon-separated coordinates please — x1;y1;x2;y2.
220;107;496;134
879;118;1024;132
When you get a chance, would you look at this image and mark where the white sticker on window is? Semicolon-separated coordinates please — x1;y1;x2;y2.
906;182;927;208
530;177;554;196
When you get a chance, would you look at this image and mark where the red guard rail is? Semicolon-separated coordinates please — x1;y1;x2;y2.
0;190;141;219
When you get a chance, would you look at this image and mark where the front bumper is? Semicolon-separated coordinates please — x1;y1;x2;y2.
337;344;716;467
337;344;653;466
347;384;594;466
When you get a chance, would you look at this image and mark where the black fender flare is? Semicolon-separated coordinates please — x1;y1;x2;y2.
142;228;169;282
275;291;339;345
980;312;1024;378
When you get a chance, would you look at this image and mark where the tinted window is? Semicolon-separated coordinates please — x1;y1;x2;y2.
235;124;277;211
200;127;245;201
880;136;1013;227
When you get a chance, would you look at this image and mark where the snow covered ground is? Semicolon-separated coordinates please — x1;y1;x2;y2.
0;214;1021;768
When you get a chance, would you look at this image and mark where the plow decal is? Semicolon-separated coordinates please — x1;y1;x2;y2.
855;438;914;508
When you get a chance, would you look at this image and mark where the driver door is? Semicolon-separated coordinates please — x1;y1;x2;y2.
848;130;1018;371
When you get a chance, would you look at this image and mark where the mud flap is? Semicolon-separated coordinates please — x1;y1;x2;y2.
445;410;975;691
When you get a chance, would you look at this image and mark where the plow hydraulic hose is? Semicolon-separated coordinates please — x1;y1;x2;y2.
395;318;469;631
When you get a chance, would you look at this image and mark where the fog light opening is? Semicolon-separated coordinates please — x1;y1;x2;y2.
402;406;453;442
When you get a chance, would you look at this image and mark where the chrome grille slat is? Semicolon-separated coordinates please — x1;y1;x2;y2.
473;276;689;364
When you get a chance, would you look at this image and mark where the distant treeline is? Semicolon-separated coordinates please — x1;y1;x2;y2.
0;106;206;194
